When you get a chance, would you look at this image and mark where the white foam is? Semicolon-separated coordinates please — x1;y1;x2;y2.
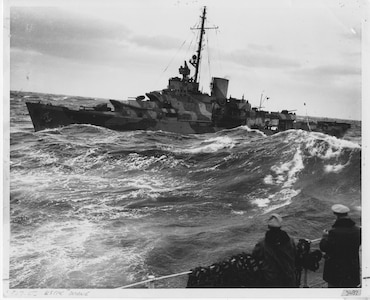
268;188;301;202
231;210;246;215
10;219;152;288
181;136;236;153
284;149;305;187
122;153;181;171
297;132;360;175
251;198;270;208
251;187;301;214
263;175;274;185
262;200;292;214
264;147;304;188
324;163;347;173
233;125;266;135
262;188;301;214
304;132;360;160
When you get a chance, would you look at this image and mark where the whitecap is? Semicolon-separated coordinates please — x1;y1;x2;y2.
251;198;270;208
264;147;304;188
324;164;346;173
304;132;360;161
260;188;301;214
181;136;236;153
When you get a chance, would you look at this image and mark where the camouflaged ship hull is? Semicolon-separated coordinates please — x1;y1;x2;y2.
26;100;221;134
26;99;351;138
26;93;297;135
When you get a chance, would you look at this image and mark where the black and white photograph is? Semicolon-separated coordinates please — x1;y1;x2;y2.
2;0;369;298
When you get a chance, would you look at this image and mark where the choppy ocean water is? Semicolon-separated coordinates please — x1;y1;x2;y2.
8;91;362;289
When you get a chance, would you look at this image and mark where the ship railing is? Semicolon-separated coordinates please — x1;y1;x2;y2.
115;237;329;289
115;271;192;289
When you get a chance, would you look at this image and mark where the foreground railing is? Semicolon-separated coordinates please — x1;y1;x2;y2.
115;271;191;289
116;238;325;289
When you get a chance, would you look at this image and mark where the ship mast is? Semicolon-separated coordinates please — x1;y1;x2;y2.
191;6;218;84
194;7;206;83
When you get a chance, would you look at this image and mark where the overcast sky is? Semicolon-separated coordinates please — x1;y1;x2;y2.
7;0;368;120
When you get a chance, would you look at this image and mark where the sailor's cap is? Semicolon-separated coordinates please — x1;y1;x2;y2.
331;204;350;214
268;213;283;228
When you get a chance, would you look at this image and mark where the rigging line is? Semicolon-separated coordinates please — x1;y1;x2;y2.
162;36;189;73
152;32;192;90
214;28;223;76
206;32;212;86
185;31;196;58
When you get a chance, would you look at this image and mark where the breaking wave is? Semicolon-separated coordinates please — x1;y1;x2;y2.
8;92;361;288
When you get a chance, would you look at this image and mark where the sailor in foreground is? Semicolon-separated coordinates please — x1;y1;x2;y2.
252;214;297;287
320;204;361;288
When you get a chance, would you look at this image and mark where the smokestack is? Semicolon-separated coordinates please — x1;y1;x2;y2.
211;77;229;99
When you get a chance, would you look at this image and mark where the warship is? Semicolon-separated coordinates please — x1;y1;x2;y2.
26;7;350;137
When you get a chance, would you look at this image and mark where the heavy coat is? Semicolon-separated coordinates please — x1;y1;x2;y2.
252;228;297;287
319;218;361;287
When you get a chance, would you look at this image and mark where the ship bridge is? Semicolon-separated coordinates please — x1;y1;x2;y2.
168;61;199;95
